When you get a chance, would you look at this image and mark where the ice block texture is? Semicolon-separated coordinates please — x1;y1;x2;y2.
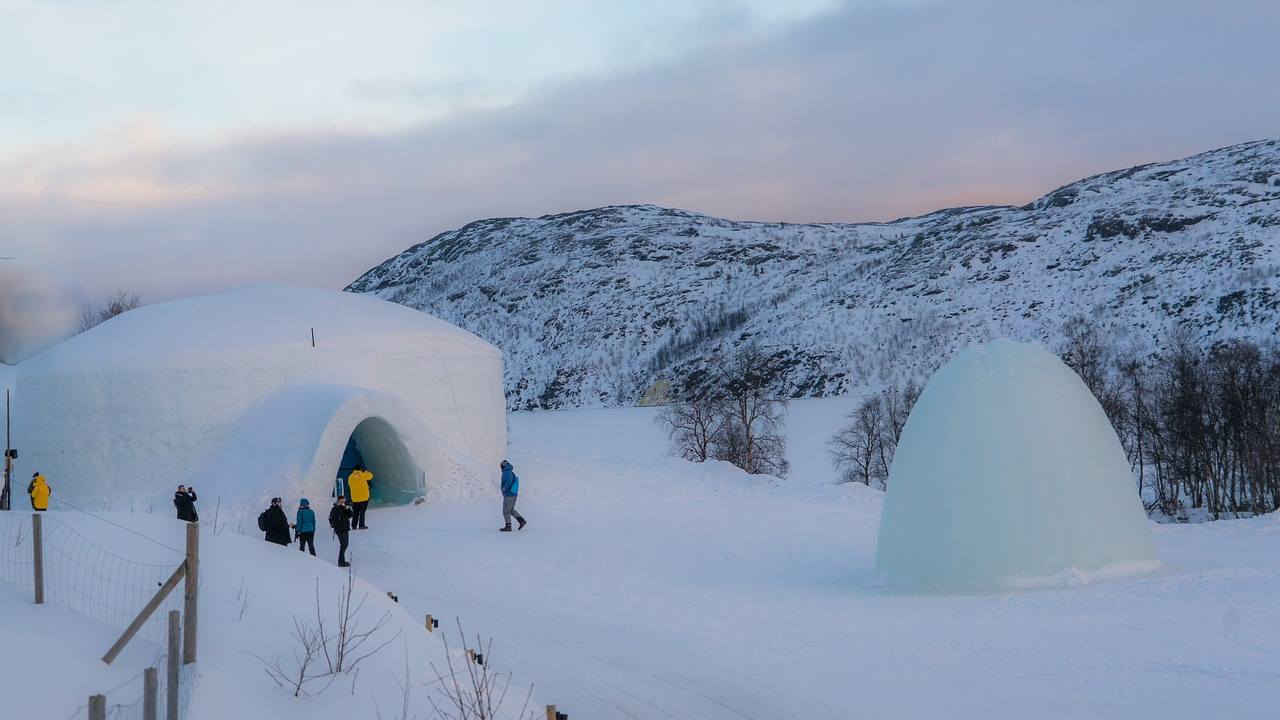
875;339;1157;587
9;284;506;503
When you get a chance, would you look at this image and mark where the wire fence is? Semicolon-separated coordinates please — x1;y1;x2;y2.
0;511;196;719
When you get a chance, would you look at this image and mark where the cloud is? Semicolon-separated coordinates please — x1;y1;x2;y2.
1;0;1277;304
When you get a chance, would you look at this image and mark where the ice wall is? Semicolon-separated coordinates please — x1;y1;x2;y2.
9;285;506;504
875;339;1157;588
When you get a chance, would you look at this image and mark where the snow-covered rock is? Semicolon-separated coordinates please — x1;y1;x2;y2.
348;139;1280;409
8;285;506;507
875;340;1158;588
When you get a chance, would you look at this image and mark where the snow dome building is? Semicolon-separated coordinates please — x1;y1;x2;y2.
9;285;505;506
875;340;1157;588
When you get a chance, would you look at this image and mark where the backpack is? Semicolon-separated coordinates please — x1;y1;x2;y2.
257;510;269;532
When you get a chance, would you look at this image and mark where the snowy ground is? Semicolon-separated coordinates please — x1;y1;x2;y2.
3;397;1278;719
342;399;1278;719
0;511;515;720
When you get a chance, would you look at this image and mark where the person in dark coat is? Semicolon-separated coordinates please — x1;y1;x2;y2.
292;498;317;556
329;495;353;567
262;497;291;546
173;485;198;522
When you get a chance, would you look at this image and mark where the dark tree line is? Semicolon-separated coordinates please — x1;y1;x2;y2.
657;346;790;478
827;316;1280;520
1060;320;1280;520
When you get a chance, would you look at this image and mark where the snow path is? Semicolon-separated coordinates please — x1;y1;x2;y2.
317;401;1280;719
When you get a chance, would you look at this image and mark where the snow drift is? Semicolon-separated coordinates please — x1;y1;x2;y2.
875;339;1158;588
9;285;506;506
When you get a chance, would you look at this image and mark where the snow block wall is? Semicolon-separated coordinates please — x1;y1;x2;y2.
875;339;1157;588
8;285;506;507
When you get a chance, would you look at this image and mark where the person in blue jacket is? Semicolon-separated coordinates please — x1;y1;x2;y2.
499;460;527;532
292;498;317;556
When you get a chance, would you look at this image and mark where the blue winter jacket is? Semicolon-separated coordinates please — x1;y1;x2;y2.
501;466;520;497
296;507;316;533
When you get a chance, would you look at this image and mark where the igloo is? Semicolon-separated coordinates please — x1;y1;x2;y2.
875;339;1157;588
7;285;505;507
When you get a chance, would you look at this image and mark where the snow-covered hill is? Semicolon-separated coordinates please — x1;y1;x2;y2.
348;139;1280;409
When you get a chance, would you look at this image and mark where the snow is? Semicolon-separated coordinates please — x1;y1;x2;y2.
8;284;506;508
876;340;1158;587
3;398;1278;719
342;400;1276;719
0;510;527;720
350;140;1280;410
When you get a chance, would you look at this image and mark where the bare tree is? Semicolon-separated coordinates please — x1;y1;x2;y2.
320;569;399;675
1059;315;1125;425
258;616;334;697
880;380;921;457
253;569;398;699
829;381;921;488
656;396;725;462
710;346;790;477
79;290;142;333
829;396;887;487
655;345;790;477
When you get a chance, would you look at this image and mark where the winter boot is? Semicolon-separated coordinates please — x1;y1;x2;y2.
517;517;527;530
499;524;512;532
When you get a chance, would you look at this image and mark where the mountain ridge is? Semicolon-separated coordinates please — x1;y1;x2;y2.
348;139;1280;409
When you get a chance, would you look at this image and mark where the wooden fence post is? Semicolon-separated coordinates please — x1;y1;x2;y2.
183;522;199;665
32;513;43;604
167;610;180;720
425;613;433;632
143;667;158;720
102;563;185;665
88;694;106;720
546;704;556;720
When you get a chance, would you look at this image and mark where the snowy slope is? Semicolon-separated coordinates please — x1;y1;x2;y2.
0;511;534;720
348;139;1280;409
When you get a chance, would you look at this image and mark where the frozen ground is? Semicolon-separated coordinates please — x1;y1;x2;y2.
340;399;1279;719
3;397;1278;719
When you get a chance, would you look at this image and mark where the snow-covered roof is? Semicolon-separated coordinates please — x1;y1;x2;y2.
22;284;498;372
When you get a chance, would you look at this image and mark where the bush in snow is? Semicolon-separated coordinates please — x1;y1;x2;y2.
77;289;142;333
426;621;538;720
256;569;398;697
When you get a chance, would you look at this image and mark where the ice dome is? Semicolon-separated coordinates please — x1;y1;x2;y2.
875;339;1157;588
8;285;506;505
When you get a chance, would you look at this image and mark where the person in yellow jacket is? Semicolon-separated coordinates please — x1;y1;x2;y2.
28;472;50;511
347;465;373;530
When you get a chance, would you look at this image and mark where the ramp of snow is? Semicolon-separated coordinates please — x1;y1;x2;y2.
875;339;1158;587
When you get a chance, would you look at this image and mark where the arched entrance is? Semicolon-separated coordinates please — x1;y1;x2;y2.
335;416;423;505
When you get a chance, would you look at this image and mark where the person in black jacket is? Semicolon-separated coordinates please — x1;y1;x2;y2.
262;497;291;546
329;495;354;567
173;485;198;522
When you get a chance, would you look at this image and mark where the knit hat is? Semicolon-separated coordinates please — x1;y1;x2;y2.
299;498;310;507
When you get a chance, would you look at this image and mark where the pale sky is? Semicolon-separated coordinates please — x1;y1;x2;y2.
1;0;1278;358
